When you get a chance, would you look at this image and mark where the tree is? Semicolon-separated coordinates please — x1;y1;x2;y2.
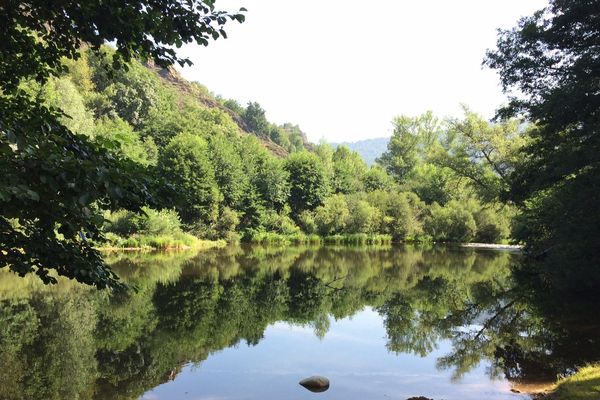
243;102;269;135
95;117;158;167
484;0;600;287
253;157;290;212
313;194;350;235
284;152;330;217
425;201;476;243
0;1;245;287
208;134;248;210
332;146;368;194
157;133;221;228
363;165;394;192
346;198;381;234
432;108;526;202
378;111;442;182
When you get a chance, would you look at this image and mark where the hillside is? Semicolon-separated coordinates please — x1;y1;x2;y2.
332;137;389;165
148;62;312;156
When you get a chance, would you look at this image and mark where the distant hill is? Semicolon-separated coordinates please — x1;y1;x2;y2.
332;137;389;165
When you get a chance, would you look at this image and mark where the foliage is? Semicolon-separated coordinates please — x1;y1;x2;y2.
243;102;269;135
284;152;330;217
425;201;477;242
363;165;395;192
433;108;526;202
346;198;381;234
95;117;158;166
313;194;350;235
331;146;368;194
157;133;221;227
484;0;600;287
0;0;245;287
378;111;441;182
208;134;248;209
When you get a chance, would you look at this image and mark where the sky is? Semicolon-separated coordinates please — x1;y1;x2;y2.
178;0;547;143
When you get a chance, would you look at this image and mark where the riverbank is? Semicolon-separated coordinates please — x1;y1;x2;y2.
98;232;226;251
533;365;600;400
461;243;523;251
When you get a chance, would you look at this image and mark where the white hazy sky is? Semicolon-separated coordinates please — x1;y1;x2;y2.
178;0;547;143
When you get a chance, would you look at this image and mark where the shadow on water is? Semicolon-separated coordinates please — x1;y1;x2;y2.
0;244;598;399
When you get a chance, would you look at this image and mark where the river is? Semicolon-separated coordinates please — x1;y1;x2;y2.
1;244;598;400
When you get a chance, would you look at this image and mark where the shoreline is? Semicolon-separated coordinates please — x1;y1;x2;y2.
460;242;523;251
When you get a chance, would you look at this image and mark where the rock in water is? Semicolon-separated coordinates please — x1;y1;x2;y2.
299;376;330;392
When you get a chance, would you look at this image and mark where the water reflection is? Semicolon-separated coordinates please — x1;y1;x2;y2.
0;245;598;399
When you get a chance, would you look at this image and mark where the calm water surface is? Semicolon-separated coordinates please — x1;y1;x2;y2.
1;245;598;400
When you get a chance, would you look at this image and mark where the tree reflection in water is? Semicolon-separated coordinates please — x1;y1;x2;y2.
0;245;598;399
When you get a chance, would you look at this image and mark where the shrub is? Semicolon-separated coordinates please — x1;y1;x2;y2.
313;194;349;235
425;201;476;242
346;199;381;234
214;207;240;240
103;210;143;236
140;207;182;235
262;211;301;235
297;210;317;234
474;208;510;243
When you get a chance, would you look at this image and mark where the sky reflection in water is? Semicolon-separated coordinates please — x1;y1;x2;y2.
3;244;597;400
142;308;524;400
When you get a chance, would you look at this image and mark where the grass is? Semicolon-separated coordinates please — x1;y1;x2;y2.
552;364;600;400
98;232;225;251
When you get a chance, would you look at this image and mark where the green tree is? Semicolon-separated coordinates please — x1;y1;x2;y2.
346;198;381;234
378;111;441;182
37;77;95;136
0;0;245;287
484;0;600;287
208;134;248;209
243;102;269;135
253;157;290;212
157;133;221;227
363;165;394;192
313;194;350;235
432;108;526;202
269;125;292;150
425;201;476;242
332;146;368;194
95;117;158;166
284;152;330;217
405;163;458;205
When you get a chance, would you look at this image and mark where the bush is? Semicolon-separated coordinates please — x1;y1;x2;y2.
297;210;317;234
346;199;381;234
387;193;423;241
141;207;182;235
425;201;476;242
104;207;182;236
103;210;143;236
474;208;510;243
262;211;301;235
214;207;240;241
314;194;349;235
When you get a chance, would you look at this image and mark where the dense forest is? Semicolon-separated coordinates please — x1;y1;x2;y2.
23;47;518;251
1;0;599;291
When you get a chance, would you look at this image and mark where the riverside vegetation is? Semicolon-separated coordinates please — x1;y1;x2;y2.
2;0;598;293
1;1;599;398
10;47;519;253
